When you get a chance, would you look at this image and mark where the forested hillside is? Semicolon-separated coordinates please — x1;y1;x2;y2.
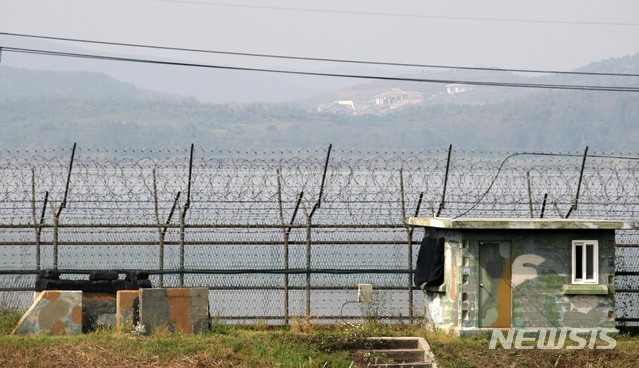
1;53;638;151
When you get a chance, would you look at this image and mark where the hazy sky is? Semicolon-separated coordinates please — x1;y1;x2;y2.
1;0;638;101
2;0;638;69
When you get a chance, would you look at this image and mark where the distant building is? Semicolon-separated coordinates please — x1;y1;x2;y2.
446;83;472;95
374;88;423;107
317;88;423;116
317;100;356;115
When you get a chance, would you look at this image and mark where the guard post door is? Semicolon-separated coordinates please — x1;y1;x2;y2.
479;241;512;328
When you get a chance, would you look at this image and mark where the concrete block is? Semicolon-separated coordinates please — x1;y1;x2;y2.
139;288;209;334
83;293;117;331
13;291;82;335
116;290;140;331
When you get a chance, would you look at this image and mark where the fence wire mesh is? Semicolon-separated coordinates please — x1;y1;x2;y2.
0;146;638;324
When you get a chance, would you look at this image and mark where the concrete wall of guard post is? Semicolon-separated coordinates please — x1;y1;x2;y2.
116;290;140;331
12;291;83;335
139;288;210;334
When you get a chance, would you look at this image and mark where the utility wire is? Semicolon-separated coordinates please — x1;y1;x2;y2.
2;46;638;93
1;32;638;78
151;0;639;27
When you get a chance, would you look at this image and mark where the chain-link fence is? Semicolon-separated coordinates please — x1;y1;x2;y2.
0;145;638;325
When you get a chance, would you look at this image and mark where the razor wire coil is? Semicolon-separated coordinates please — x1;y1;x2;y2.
1;146;639;321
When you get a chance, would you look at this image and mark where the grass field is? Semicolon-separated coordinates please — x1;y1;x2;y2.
1;311;638;367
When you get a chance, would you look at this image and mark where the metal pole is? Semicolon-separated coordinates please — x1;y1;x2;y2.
415;192;424;218
303;143;332;320
31;169;40;271
399;169;413;322
400;168;406;220
49;201;58;270
309;144;332;219
565;146;588;219
36;192;49;269
306;217;312;320
153;169;164;287
57;142;76;218
179;202;185;288
184;143;194;214
159;191;181;286
409;192;423;324
178;144;195;288
301;202;312;319
276;168;289;325
163;192;181;238
436;144;452;217
527;171;534;218
540;193;548;218
49;143;76;269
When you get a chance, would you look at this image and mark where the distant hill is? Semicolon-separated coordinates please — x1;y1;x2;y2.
0;53;638;151
0;36;373;103
310;53;639;112
0;67;147;101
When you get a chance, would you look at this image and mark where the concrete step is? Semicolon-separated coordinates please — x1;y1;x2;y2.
356;337;438;368
366;348;424;363
366;363;432;368
368;337;420;349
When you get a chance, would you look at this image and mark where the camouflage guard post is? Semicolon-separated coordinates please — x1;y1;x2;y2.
406;217;634;336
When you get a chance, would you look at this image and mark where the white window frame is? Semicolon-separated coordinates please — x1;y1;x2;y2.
571;240;599;284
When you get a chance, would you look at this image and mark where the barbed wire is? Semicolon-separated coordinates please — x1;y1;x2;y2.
1;146;638;320
3;147;639;225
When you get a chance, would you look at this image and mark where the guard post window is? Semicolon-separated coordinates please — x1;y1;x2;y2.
572;240;598;284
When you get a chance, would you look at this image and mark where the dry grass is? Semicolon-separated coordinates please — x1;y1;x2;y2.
425;330;639;368
0;335;229;368
2;310;639;368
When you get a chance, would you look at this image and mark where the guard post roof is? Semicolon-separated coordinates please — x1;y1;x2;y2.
404;217;635;230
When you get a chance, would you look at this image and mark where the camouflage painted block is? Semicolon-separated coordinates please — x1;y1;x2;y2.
116;290;140;331
13;291;83;335
139;288;209;334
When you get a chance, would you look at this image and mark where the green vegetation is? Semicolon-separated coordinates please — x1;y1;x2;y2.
1;53;638;151
0;310;21;335
3;89;638;152
2;311;639;367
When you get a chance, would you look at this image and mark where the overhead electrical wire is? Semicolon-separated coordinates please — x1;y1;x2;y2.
1;32;638;78
2;46;638;93
150;0;639;27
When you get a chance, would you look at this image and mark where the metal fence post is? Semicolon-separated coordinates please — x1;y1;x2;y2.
305;145;332;320
49;201;58;270
49;143;76;271
31;169;47;271
179;203;185;288
306;216;312;320
527;170;534;218
400;168;414;322
178;144;195;288
566;146;589;219
411;193;423;323
277;169;304;325
152;169;164;287
436;144;452;217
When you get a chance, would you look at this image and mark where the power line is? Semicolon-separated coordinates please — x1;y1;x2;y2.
2;46;638;93
2;32;638;78
150;0;639;27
